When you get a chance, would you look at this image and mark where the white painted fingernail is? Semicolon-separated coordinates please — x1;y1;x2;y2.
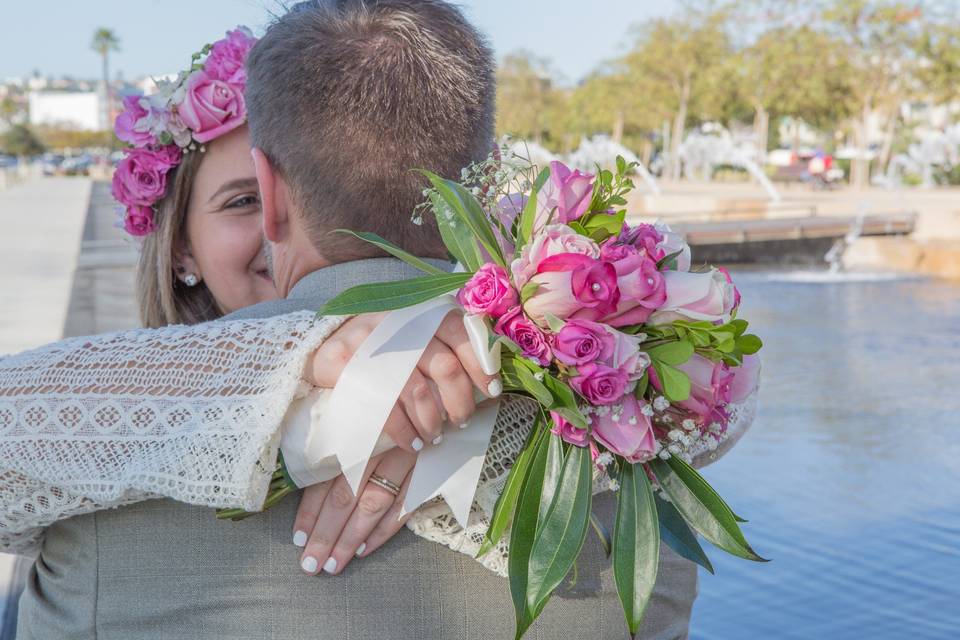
301;556;318;574
459;422;469;430
432;434;443;445
323;557;338;573
293;530;308;547
412;437;424;451
487;378;503;397
356;542;367;557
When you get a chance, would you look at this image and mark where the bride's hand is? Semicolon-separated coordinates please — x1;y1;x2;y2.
293;447;416;575
303;310;501;452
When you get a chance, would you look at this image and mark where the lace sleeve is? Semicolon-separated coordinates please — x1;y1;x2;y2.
0;310;343;555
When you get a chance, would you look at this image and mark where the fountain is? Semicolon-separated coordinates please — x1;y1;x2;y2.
567;135;661;195
879;124;960;188
678;125;781;202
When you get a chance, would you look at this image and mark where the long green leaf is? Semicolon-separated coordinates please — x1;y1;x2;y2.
526;443;594;618
509;427;553;639
431;192;484;270
589;511;612;558
422;170;506;267
333;230;445;275
319;273;473;315
518;166;551;248
649;458;766;562
537;434;565;528
655;493;714;574
477;420;545;557
613;463;660;637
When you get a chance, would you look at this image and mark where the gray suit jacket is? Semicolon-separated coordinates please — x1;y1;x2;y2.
17;258;697;640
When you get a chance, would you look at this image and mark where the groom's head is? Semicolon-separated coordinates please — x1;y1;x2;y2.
246;0;495;295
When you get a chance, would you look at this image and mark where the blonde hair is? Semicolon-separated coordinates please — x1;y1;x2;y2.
136;151;221;328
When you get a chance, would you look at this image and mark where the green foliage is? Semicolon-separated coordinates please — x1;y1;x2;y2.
0;124;45;157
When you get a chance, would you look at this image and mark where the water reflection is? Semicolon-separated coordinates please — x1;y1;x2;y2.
691;272;960;640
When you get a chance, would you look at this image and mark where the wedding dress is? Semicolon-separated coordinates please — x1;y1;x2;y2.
0;310;757;576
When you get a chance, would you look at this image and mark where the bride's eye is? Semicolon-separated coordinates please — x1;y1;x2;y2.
225;194;260;209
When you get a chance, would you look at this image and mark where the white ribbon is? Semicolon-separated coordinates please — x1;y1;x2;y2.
279;299;501;527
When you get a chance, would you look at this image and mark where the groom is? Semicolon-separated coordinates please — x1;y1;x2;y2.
19;2;697;638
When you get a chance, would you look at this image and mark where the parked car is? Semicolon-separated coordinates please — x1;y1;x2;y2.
41;154;65;176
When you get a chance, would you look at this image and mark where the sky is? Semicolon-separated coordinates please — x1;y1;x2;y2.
0;0;679;85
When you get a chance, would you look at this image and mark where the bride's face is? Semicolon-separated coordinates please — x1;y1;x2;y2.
183;125;277;314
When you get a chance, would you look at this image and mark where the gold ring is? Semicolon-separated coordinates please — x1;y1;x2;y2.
368;474;402;496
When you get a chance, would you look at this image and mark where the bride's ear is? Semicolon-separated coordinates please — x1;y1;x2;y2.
252;148;287;243
173;244;201;285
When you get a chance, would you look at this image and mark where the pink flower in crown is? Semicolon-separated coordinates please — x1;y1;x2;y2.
177;70;246;143
457;263;517;319
511;224;599;288
494;306;552;366
111;147;174;207
124;205;156;236
114;95;155;147
534;161;595;230
570;362;628;405
151;144;183;171
591;394;656;463
550;411;589;447
600;248;666;327
522;253;619;326
553;319;615;366
649;269;737;324
204;27;256;85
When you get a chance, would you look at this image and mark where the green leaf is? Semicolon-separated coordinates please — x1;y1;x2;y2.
431;193;484;270
509;429;553;638
653;362;691;402
518;167;551;247
319;273;473;315
421;170;505;267
655;493;714;574
526;443;594;617
589;511;612;558
515;365;553;407
649;458;766;562
736;334;763;355
613;463;660;636
728;319;749;337
580;210;626;238
543;313;565;333
333;230;445;275
633;371;650;400
648;340;694;366
477;419;545;557
537;434;566;529
656;249;684;270
520;282;540;303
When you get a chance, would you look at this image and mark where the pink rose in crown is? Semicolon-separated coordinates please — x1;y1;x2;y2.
591;394;657;463
178;70;246;143
523;254;619;325
114;96;155;147
650;269;737;324
570;362;629;405
111;147;173;206
494;306;552;366
534;161;595;230
550;411;590;447
151;144;184;171
511;224;599;288
457;263;517;318
552;319;615;366
204;27;256;85
124;205;156;237
601;249;666;327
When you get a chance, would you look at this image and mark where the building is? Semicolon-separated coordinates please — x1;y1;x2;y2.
28;90;105;130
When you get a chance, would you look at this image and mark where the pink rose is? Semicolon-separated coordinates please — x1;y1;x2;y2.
550;411;589;447
717;267;741;311
534;161;595;230
619;223;665;261
457;263;518;318
114;96;154;147
177;70;246;143
649;269;737;324
590;394;657;463
151;144;183;171
204;27;256;85
123;205;155;236
570;362;628;405
553;319;615;366
523;254;619;325
494;306;552;366
728;354;760;403
651;354;734;420
654;222;692;271
111;147;173;206
607;328;650;381
601;251;666;327
511;224;599;288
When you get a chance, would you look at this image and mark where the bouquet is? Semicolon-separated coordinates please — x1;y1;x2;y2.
234;149;767;637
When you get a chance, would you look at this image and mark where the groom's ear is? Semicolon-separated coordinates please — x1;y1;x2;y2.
252;148;289;243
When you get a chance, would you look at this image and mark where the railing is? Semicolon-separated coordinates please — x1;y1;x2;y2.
667;213;917;245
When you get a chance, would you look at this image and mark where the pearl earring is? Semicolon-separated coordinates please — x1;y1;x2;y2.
183;273;199;287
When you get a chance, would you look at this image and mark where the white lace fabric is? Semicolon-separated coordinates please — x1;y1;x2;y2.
0;311;342;555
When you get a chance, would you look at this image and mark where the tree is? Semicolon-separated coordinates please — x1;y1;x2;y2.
495;51;561;146
91;28;120;131
0;124;45;157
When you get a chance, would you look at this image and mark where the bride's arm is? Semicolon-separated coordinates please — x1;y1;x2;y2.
0;311;344;555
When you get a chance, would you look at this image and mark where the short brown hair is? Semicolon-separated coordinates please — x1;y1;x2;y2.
246;0;495;262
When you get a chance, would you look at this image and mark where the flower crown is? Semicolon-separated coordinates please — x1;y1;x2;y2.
111;27;257;237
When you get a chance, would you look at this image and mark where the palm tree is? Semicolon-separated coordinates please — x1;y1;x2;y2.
91;28;120;130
